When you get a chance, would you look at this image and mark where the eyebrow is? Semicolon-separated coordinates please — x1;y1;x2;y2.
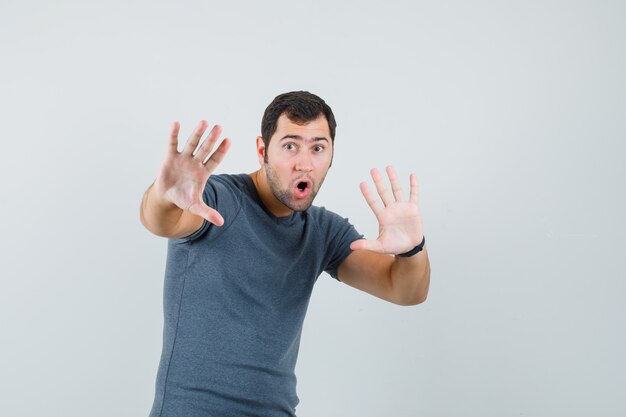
279;135;329;143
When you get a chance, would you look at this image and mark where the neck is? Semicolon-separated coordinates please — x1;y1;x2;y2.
250;169;294;218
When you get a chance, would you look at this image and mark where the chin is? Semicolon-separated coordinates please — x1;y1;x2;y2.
286;198;314;212
282;191;318;212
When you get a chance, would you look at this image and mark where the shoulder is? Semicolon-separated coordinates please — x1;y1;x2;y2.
306;205;360;240
180;173;247;242
307;205;363;279
206;173;248;192
306;205;342;226
202;173;249;203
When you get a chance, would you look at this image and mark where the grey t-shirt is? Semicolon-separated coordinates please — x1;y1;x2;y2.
149;173;362;417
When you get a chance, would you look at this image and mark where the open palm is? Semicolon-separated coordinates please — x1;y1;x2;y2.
154;120;231;226
350;166;424;255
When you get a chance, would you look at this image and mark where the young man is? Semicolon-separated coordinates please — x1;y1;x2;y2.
140;91;430;416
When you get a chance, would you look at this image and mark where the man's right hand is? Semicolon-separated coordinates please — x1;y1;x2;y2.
152;120;231;227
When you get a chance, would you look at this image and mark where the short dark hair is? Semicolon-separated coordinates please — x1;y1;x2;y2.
261;91;337;161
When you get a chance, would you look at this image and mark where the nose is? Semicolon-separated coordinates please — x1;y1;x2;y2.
294;152;313;172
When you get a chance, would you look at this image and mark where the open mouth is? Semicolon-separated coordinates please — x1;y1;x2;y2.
294;179;311;198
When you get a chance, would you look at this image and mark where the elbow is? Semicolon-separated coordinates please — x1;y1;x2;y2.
139;206;147;229
395;289;428;306
391;256;430;307
413;292;428;305
400;274;430;306
395;275;430;306
139;203;163;237
139;204;155;234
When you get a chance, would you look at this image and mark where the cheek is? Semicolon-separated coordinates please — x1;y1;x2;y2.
270;162;292;180
315;153;333;168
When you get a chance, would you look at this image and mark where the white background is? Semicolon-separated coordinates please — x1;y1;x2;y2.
1;1;624;416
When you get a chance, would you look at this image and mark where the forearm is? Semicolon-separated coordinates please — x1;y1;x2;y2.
389;248;430;305
139;183;186;237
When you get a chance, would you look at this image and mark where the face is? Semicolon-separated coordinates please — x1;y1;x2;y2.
258;113;334;213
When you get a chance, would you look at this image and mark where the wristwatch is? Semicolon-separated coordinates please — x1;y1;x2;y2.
397;236;426;257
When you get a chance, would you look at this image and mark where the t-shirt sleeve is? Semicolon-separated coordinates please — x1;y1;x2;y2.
322;210;364;280
173;175;242;244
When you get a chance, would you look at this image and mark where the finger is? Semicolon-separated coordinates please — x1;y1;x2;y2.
409;173;420;204
182;120;209;156
204;138;231;173
168;121;180;153
194;124;223;162
360;181;384;216
386;165;404;202
371;168;394;206
350;239;384;253
189;201;225;227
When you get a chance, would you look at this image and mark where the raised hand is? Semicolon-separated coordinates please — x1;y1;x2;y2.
153;120;231;226
350;166;424;255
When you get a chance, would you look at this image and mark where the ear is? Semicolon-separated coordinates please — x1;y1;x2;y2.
255;136;266;165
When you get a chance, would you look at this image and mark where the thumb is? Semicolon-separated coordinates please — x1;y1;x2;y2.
189;202;225;227
350;239;384;253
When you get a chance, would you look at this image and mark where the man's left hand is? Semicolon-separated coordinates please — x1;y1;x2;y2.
350;166;424;255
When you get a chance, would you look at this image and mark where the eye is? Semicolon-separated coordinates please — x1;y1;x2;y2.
313;145;324;153
284;143;296;151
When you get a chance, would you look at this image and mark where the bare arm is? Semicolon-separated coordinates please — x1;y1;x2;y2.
140;182;203;238
337;248;430;306
140;120;231;238
337;166;430;305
